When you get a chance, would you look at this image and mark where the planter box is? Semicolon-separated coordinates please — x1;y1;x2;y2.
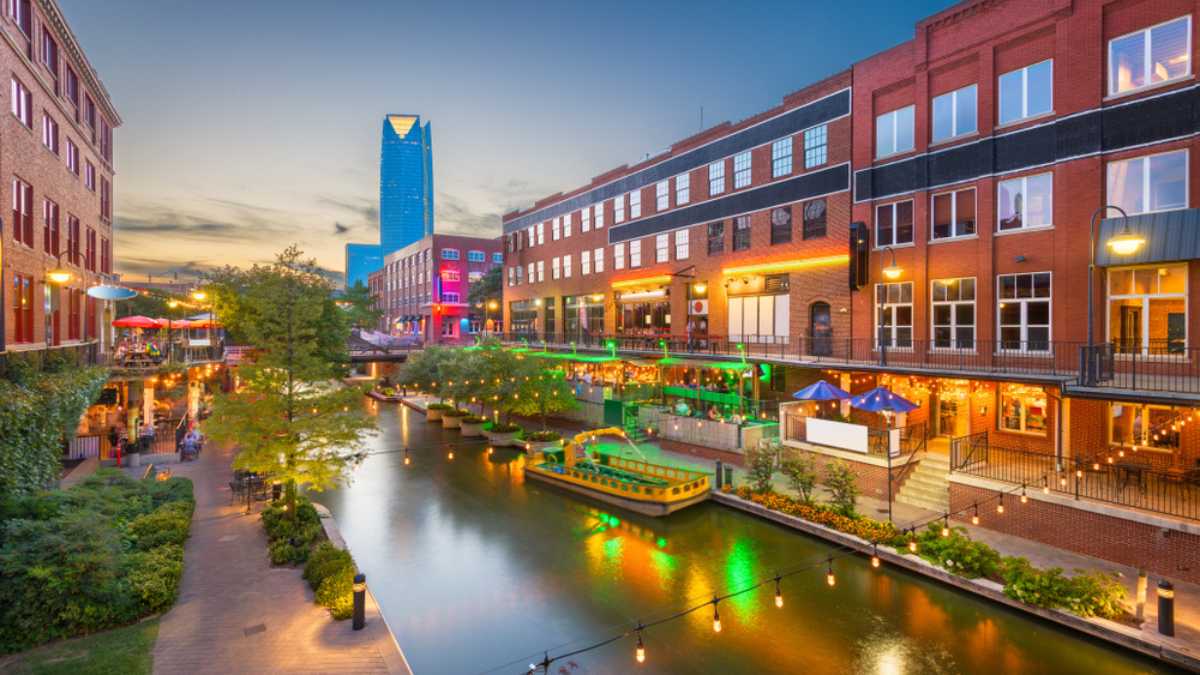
460;421;485;437
483;430;522;447
526;439;563;454
441;414;464;429
425;407;444;422
125;453;142;468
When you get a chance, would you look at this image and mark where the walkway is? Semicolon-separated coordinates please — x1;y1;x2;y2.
151;442;410;675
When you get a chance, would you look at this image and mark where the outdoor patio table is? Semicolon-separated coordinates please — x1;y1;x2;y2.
1115;461;1152;491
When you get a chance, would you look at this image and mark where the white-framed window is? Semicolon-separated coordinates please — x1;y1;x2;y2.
998;172;1053;231
931;188;977;240
733;151;752;188
614;194;625;223
1108;264;1187;355
613;242;626;270
629;190;641;218
527;262;535;282
875;105;914;158
875;200;914;247
581;249;591;275
563;213;572;238
441;248;460;260
932;277;976;350
593;247;604;273
1107;149;1188;215
527;226;535;246
875;282;913;348
537;260;545;282
998;59;1053;125
66;138;79;175
675;173;690;205
85;161;95;191
1109;15;1191;96
563;254;572;278
551;218;561;241
674;229;689;260
998;384;1049;436
10;77;30;127
771;138;793;177
595;202;605;228
42;112;58;154
582;207;591;232
804;125;827;168
467;250;485;262
442;291;460;303
551;257;561;280
536;221;545;245
998;272;1051;352
630;240;642;267
1110;403;1181;450
492;252;503;264
709;160;726;195
656;180;669;211
727;293;790;343
655;233;669;263
931;84;977;143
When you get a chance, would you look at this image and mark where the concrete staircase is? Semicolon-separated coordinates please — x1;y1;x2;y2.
894;452;951;513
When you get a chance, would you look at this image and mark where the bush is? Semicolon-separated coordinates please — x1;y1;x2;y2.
261;498;323;565
823;461;860;517
780;454;817;503
426;402;453;411
462;415;488;424
910;524;1002;579
126;544;185;612
303;542;354;591
526;430;562;442
315;569;356;620
1000;557;1127;619
128;500;193;550
487;422;522;434
743;445;776;493
442;408;470;417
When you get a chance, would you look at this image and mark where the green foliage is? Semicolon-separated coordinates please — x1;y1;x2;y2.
911;524;1002;579
462;415;487;424
303;542;354;590
0;471;193;653
779;453;817;503
487;422;522;434
823;460;860;517
397;346;456;400
510;359;578;429
260;498;322;565
0;366;108;497
1000;557;1127;619
743;445;775;493
304;542;358;620
467;265;502;309
526;430;562;442
340;280;383;330
442;408;470;418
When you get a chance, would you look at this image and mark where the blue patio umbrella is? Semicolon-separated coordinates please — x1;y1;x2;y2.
792;379;851;401
850;386;918;413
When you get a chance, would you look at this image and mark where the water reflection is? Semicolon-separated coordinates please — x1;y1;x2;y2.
315;403;1172;675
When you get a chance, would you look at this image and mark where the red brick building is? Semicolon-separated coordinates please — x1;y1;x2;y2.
500;0;1200;580
1;0;118;358
369;233;502;344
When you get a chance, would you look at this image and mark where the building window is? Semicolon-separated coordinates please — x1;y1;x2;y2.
1110;403;1180;450
932;84;977;143
802;199;826;240
614;194;625;223
9;0;30;36
492;252;503;264
804;125;827;168
733;151;752;188
581;249;591;275
100;178;111;221
998;173;1052;231
707;221;724;255
630;240;642;268
998;272;1051;352
12;274;33;343
467;250;486;262
595;202;605;228
41;30;58;89
527;262;535;283
1109;16;1191;96
41;113;58;154
629;190;641;218
66;138;79;176
442;292;460;303
527;226;535;245
537;260;545;282
85;161;95;191
998;59;1053;125
11;177;32;247
551;218;560;241
770;206;792;245
41;198;58;255
441;269;460;282
732;215;751;251
728;289;790;342
875;282;913;348
656;180;669;211
582;207;591;232
998;384;1048;436
876;200;914;247
593;247;604;273
932;277;975;350
655;234;669;263
614;242;625;270
675;229;689;260
1107;149;1187;215
10;77;30;127
771;138;793;178
875;105;914;158
441;248;460;260
1108;264;1187;355
563;213;572;238
536;222;545;245
931;188;976;239
563;254;572;278
552;257;561;280
675;173;690;205
709;160;725;195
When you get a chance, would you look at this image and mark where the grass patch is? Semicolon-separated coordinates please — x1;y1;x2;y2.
0;618;159;675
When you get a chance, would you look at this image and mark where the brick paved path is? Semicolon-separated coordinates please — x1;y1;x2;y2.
152;442;411;675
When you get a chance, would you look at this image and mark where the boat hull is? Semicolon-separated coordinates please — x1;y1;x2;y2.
524;466;709;517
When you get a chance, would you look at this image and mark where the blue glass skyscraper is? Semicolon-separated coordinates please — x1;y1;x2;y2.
344;243;382;289
379;114;433;254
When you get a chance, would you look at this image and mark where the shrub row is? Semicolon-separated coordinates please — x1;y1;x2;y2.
260;498;323;565
303;542;359;620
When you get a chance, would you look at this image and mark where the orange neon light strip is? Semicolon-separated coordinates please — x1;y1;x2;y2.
611;275;673;290
721;254;849;277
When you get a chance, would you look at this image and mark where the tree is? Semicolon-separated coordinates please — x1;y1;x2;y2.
340;280;383;330
396;346;456;401
202;246;376;520
510;357;577;429
744;445;775;493
467;265;502;308
780;452;817;503
823;460;860;517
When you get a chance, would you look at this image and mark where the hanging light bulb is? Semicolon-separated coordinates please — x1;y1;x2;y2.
1042;477;1051;494
826;559;836;587
448;450;455;460
941;515;950;537
971;503;980;526
908;535;918;553
996;493;1005;514
635;626;645;664
871;543;881;568
1020;484;1028;504
487;446;494;455
774;576;784;608
712;599;722;633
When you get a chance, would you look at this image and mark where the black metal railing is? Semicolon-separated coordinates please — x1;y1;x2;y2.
106;343;225;371
1078;341;1200;393
949;434;1199;521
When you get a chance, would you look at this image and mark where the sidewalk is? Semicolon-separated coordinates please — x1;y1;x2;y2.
151;442;410;675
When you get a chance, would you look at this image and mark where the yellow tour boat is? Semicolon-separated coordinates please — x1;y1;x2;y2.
523;427;711;517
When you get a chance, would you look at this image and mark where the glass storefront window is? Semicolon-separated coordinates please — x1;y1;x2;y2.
997;384;1047;436
1107;265;1187;354
564;295;605;340
1110;403;1180;450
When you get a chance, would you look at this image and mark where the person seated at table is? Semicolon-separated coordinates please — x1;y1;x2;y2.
707;405;721;421
674;401;690;416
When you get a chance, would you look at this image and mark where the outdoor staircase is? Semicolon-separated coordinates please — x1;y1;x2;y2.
894;453;951;514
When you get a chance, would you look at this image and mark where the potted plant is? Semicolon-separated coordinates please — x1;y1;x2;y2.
425;402;452;422
460;415;488;437
483;421;523;447
441;408;470;429
524;429;563;454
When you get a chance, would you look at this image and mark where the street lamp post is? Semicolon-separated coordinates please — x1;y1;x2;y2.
1085;205;1144;384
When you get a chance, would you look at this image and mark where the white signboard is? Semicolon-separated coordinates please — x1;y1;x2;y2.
806;418;869;454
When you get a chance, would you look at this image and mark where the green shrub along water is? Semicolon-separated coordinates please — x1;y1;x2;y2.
0;470;195;653
304;542;358;620
267;502;360;620
260;498;323;565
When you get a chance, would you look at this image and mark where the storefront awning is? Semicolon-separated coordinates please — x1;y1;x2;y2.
1096;208;1200;266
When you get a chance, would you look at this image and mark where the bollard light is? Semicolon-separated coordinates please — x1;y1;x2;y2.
1158;580;1175;637
352;573;367;631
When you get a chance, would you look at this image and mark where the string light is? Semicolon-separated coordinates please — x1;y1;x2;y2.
826;559;836;587
1020;483;1028;504
996;493;1005;514
907;530;918;553
971;503;980;526
711;599;721;633
635;626;645;664
1042;477;1051;494
871;543;880;568
448;450;455;460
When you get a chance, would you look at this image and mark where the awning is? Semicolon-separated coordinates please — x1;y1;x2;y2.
1096;208;1200;266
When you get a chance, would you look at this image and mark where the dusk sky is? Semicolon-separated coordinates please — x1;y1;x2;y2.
59;0;956;283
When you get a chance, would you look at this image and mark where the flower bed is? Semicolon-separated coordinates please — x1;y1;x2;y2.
483;422;523;447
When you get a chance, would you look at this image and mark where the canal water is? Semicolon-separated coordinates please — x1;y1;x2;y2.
315;403;1175;675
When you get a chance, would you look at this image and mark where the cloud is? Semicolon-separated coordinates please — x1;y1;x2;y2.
334;222;350;235
116;256;216;281
436;192;501;237
316;195;378;229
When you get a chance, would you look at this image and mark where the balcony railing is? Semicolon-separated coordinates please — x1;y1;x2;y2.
1079;341;1200;393
106;343;224;371
950;432;1199;521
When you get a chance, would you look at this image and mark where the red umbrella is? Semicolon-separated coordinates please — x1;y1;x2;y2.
112;315;159;329
155;318;191;329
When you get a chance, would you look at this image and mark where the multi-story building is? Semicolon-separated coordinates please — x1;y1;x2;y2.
369;233;501;344
344;242;383;290
500;0;1200;582
1;0;119;357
